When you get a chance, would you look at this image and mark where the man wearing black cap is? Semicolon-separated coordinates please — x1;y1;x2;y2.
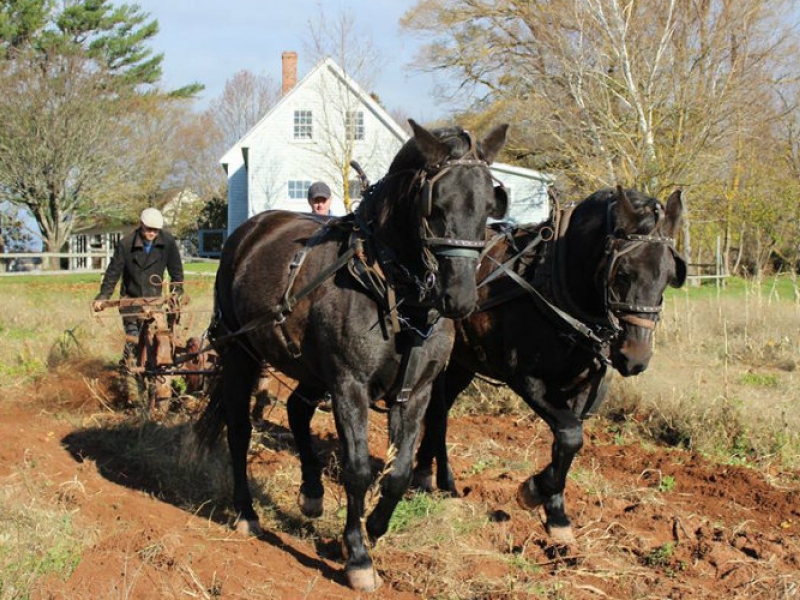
307;181;333;216
253;181;335;424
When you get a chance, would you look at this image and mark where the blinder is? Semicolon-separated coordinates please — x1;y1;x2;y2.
416;134;498;268
602;230;680;332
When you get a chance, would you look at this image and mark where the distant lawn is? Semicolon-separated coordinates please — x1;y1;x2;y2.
0;259;218;286
184;260;219;274
667;274;799;302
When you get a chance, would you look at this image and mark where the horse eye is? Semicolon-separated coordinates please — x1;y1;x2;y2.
615;270;630;282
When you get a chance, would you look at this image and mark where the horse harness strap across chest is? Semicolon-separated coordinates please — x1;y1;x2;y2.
221;218;431;404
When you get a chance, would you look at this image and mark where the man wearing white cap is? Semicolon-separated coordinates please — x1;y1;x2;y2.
93;207;184;365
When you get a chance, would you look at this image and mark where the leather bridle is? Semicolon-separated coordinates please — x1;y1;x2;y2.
600;229;677;332
416;132;496;273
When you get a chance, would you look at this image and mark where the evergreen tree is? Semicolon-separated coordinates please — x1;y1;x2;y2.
0;0;202;266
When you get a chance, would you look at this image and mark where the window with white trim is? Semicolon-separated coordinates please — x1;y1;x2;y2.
288;180;313;200
293;110;312;139
346;111;364;141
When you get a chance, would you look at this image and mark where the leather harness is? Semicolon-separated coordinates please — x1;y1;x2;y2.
210;133;495;406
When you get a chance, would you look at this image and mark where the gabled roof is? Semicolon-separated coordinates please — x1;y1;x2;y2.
492;161;555;183
220;57;410;170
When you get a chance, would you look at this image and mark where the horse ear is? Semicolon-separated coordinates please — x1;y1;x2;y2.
480;124;509;164
663;189;683;238
409;119;450;166
614;185;638;230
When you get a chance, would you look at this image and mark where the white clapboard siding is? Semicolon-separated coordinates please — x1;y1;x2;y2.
220;57;552;235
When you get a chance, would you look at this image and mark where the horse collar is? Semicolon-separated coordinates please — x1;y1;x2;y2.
347;222;441;337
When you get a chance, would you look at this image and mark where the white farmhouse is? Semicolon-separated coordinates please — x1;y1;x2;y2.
221;53;552;236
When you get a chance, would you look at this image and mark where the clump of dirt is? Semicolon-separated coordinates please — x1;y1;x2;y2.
31;358;121;413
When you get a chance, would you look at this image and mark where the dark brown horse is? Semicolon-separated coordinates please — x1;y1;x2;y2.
196;120;508;591
411;186;686;545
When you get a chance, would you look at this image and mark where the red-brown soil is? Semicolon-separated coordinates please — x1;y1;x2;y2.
2;361;798;599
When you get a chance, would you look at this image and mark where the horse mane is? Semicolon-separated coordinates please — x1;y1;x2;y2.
577;187;663;236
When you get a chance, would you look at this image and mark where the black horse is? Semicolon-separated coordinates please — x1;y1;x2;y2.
196;120;508;592
411;186;686;545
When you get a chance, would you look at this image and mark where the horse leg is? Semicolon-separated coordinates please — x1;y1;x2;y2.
366;389;429;541
287;383;324;518
516;377;605;546
413;364;473;494
220;346;261;536
331;385;382;592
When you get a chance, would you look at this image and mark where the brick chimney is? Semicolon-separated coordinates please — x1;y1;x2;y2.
282;51;298;96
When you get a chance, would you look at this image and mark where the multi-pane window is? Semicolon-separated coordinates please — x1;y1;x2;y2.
346;111;364;141
288;180;313;199
293;110;312;139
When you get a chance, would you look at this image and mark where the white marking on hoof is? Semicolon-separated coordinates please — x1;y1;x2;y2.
547;524;577;546
234;517;262;537
346;567;383;592
516;478;544;510
298;492;323;518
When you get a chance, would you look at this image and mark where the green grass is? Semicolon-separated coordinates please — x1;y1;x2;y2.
0;467;91;599
666;274;800;302
0;268;217;385
387;492;448;534
738;371;780;387
184;260;219;274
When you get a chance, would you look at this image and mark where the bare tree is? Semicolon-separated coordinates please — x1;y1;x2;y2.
0;52;139;260
304;6;386;211
402;0;800;273
403;1;794;187
208;70;281;149
0;0;200;264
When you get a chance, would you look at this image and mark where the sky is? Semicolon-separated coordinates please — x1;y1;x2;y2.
131;0;453;122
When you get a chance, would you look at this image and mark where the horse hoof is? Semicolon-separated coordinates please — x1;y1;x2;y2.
298;492;323;518
345;567;383;592
547;524;577;546
516;478;544;510
234;517;262;537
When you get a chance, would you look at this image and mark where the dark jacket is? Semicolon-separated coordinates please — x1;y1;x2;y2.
95;228;184;302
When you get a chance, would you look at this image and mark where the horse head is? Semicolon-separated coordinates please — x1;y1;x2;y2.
603;186;687;375
365;120;508;318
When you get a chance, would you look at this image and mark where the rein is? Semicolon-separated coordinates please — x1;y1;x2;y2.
474;193;679;357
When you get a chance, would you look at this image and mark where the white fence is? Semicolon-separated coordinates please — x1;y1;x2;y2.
0;252;111;275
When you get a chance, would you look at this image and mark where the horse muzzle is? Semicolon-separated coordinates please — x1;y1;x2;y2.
434;257;480;319
611;334;653;377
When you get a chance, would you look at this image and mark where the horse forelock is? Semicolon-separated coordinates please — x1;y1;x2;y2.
389;126;472;173
369;127;474;233
578;187;662;236
619;189;662;234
